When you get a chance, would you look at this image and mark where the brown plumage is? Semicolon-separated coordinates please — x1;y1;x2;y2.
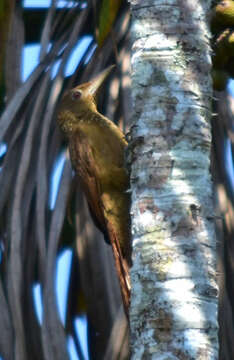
57;66;131;313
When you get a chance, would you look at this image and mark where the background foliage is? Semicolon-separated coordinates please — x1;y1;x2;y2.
0;1;131;359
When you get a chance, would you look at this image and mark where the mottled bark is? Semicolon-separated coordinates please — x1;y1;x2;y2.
129;0;218;358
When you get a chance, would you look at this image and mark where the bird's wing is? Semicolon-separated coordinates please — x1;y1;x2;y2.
69;131;130;314
69;131;107;237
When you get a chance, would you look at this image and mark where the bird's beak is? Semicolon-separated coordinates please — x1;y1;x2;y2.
87;65;115;97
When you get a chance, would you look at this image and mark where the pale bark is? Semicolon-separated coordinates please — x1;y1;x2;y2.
128;0;218;358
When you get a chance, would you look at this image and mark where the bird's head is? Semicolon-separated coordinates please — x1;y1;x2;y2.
57;65;115;134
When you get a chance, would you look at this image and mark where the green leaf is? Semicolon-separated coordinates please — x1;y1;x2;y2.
98;0;123;48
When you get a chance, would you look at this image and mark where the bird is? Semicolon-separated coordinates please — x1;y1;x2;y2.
57;65;131;314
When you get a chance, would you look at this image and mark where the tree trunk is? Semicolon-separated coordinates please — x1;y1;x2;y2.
128;0;219;358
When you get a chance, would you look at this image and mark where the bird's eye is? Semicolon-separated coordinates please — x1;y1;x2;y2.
71;90;82;101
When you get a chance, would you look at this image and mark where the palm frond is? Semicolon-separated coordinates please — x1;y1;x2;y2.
0;1;131;359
